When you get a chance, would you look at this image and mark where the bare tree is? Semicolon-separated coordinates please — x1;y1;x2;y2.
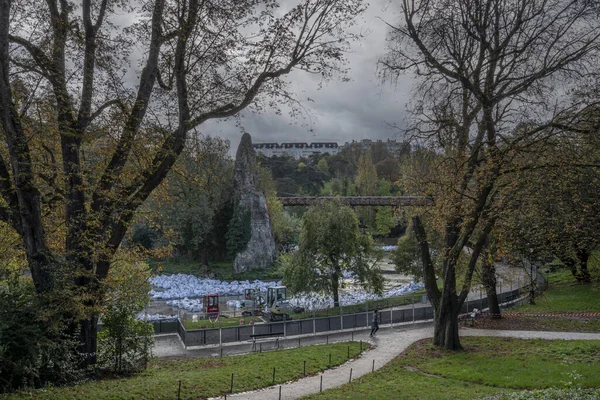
0;0;367;363
382;0;600;349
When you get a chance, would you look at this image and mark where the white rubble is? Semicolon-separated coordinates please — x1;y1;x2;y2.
149;274;281;300
288;281;424;311
149;273;424;313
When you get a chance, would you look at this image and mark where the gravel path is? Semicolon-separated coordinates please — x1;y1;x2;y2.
208;324;600;400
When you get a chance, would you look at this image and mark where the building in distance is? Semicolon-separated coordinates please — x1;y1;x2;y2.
253;142;340;159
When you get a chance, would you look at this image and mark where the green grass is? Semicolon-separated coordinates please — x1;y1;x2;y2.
7;342;365;400
512;270;600;314
149;257;283;281
303;337;600;400
184;316;259;330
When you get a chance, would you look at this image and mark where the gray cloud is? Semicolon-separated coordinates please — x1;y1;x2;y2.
200;0;416;154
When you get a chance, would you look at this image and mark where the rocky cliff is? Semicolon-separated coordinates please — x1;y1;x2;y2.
232;133;276;272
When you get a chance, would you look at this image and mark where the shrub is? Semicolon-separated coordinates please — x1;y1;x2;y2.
97;262;154;374
0;279;84;393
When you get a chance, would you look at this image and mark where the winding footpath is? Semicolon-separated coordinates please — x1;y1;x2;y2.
213;323;600;400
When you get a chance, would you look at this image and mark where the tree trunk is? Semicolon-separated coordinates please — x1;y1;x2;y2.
576;249;591;283
481;248;501;318
411;216;441;311
565;249;591;284
332;266;340;308
79;315;98;366
433;290;462;350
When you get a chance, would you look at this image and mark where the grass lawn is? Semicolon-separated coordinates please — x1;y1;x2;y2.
7;342;365;400
473;314;600;332
471;269;600;332
303;337;600;400
513;270;600;314
184;316;259;330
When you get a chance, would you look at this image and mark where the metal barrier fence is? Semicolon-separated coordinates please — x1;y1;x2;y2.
175;288;527;347
151;319;179;334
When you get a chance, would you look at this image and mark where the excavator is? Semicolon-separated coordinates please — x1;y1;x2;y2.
262;286;291;322
202;293;219;317
241;288;263;317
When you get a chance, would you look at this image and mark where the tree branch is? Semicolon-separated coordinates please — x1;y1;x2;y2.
8;35;54;79
91;0;166;215
89;99;124;123
187;61;297;129
412;215;442;308
458;216;496;305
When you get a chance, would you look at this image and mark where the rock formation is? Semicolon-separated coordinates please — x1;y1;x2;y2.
232;133;276;272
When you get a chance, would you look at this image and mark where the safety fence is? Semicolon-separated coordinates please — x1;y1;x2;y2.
176;287;527;347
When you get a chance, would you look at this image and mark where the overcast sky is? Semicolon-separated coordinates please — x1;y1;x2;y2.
197;0;416;153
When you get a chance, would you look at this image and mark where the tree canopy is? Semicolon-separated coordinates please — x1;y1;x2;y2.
283;200;384;307
0;0;369;364
383;0;600;349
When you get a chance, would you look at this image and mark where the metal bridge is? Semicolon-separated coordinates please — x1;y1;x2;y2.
277;196;433;207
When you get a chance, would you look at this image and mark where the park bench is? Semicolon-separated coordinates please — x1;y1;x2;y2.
249;332;283;351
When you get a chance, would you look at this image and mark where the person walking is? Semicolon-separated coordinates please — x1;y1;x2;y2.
370;309;379;337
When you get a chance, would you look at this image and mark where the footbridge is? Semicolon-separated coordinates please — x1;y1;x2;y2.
277;196;433;207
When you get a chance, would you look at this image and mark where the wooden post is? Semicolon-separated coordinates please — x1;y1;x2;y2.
304;360;306;376
272;367;276;384
372;359;375;372
230;373;234;393
177;380;181;400
320;374;323;392
349;368;353;383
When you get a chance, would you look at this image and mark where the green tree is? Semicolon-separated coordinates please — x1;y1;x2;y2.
354;150;379;231
157;136;233;263
98;262;153;374
497;133;600;283
375;158;400;181
0;0;367;363
283;200;384;307
0;275;84;392
382;0;599;349
226;205;252;258
374;178;396;236
316;158;330;176
256;165;300;252
391;226;420;278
